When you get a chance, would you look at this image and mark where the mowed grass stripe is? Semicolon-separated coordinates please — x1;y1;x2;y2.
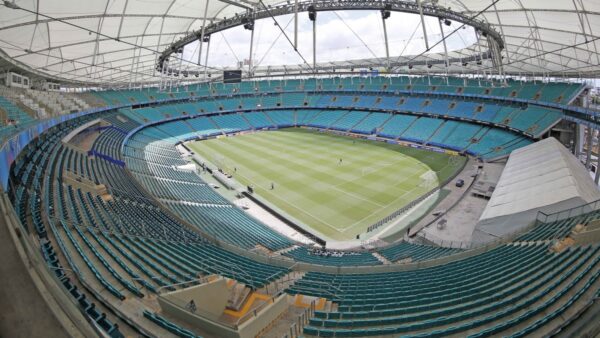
194;130;428;236
205;134;386;230
193;136;356;232
190;128;463;240
214;132;421;213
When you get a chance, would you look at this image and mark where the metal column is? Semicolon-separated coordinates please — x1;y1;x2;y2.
204;36;211;80
177;50;184;88
438;19;449;76
586;126;593;169
312;18;317;72
416;0;429;50
197;0;211;65
382;14;390;70
248;26;255;76
595;146;600;184
154;17;165;76
294;0;298;50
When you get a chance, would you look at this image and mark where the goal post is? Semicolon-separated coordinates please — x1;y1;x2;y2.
419;171;438;188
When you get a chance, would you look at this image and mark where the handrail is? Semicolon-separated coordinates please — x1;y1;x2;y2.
536;198;600;224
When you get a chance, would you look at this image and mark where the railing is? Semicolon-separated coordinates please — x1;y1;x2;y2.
417;218;541;250
235;295;279;327
285;299;316;338
536;199;600;224
416;232;473;249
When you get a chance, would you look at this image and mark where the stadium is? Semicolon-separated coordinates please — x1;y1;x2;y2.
1;0;600;337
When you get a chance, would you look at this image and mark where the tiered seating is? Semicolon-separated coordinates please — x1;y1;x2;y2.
265;110;295;127
4;78;597;338
143;311;201;338
379;115;417;139
539;82;581;103
210;113;251;133
467;129;532;159
330;111;369;131
307;110;348;128
243;111;274;129
283;247;381;266
421;99;450;115
0;95;37;140
291;244;600;337
378;241;463;262
508;106;563;134
90;77;584;109
136;175;227;204
93;90;132;105
281;93;306;106
518;209;600;242
130;107;166;123
296;110;322;124
217;97;242;111
440;124;484;150
155;120;196;141
9;118;126;338
351;112;390;134
23;89;89;115
400;117;444;143
186;117;221;137
399;97;425;112
165;201;292;251
448;101;479;119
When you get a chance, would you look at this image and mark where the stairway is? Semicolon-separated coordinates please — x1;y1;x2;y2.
260;270;306;297
372;252;392;265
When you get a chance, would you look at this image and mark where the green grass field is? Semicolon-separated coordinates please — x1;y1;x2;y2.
189;128;465;240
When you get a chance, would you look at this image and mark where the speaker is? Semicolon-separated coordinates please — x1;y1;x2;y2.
308;5;316;21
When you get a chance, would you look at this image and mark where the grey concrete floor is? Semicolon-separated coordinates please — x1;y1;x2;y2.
0;216;69;338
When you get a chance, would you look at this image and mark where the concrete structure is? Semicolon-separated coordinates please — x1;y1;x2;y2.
474;137;600;242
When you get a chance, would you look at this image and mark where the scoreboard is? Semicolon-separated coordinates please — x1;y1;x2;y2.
223;70;242;84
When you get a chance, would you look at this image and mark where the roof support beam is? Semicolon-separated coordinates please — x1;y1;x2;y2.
158;0;504;72
117;0;129;40
217;0;253;11
416;0;430;51
197;0;211;65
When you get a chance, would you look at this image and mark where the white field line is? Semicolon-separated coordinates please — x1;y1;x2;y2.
330;185;386;208
193;136;451;236
221;164;348;233
344;170;428;230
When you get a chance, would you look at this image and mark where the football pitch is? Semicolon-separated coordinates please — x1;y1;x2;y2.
189;128;465;240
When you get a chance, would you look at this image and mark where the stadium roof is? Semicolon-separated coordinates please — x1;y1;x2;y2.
0;0;599;85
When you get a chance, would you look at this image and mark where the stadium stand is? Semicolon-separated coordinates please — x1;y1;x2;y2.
283;247;382;266
292;244;600;337
378;241;464;263
0;95;37;140
0;76;597;338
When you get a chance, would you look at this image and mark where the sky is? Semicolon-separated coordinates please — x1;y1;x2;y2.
181;10;477;70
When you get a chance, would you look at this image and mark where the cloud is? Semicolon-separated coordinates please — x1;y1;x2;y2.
182;10;476;68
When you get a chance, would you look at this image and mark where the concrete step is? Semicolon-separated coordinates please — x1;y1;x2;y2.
372;251;392;264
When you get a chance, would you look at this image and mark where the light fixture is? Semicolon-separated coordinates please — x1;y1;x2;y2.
308;5;316;21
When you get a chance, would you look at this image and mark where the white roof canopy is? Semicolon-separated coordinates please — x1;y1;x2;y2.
0;0;599;85
476;137;600;238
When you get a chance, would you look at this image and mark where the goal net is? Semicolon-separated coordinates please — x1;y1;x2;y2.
419;171;438;188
